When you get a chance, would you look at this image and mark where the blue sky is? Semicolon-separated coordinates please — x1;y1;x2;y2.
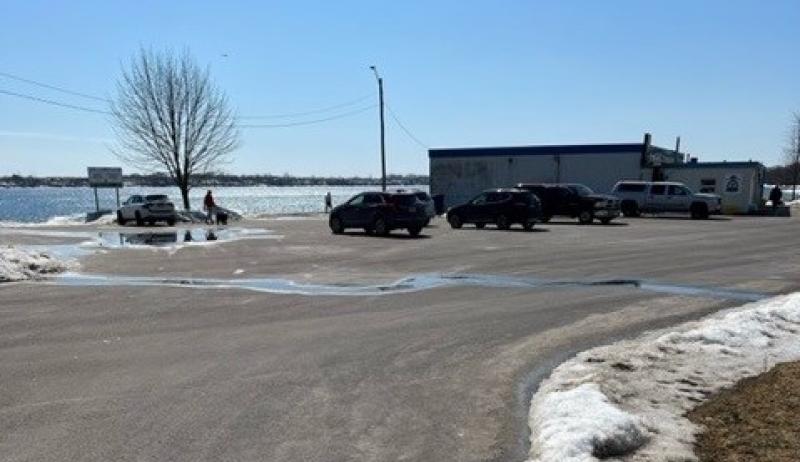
1;0;798;176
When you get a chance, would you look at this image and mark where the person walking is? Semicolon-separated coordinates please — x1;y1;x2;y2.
204;190;216;224
769;185;783;211
324;191;333;213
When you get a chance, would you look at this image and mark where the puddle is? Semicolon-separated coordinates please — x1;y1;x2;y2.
51;272;766;301
92;228;277;248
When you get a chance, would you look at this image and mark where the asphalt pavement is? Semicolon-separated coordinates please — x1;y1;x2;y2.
1;214;799;461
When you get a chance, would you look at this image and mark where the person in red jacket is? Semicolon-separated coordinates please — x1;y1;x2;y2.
203;190;216;224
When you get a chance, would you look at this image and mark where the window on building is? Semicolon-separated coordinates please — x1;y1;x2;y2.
700;178;717;194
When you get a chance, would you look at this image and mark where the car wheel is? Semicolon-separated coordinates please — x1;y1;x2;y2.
373;216;389;236
329;216;344;234
475;223;485;229
424;219;431;227
621;201;640;218
523;221;534;231
690;203;709;220
578;210;594;225
600;218;612;225
147;219;155;226
539;215;551;223
117;211;126;226
135;211;144;226
166;218;176;227
496;214;510;230
448;213;463;229
408;226;422;237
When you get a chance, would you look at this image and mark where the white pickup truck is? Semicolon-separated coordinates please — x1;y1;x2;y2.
117;194;177;226
611;181;722;219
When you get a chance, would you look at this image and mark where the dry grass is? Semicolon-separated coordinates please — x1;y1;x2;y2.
688;361;800;461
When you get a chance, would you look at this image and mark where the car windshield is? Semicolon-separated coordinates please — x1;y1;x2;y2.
390;194;418;206
567;185;594;196
145;195;169;202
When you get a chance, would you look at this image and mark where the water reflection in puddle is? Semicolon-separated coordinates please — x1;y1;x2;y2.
94;228;277;248
53;272;766;301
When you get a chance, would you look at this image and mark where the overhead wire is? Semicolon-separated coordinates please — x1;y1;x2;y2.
237;104;376;128
0;88;112;115
0;71;111;103
385;102;428;149
237;93;375;119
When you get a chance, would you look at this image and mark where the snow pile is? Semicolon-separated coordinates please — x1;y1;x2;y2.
0;213;116;228
0;246;71;282
527;292;800;462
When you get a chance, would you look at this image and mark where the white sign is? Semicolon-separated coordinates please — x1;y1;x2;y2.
723;174;742;195
87;167;123;188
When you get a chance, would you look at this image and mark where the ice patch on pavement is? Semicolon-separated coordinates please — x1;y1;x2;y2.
0;246;72;282
526;292;800;462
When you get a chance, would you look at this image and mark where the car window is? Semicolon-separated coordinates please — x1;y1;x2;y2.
512;193;531;205
347;194;365;206
650;185;666;195
471;193;488;205
668;185;688;196
616;183;646;192
146;194;168;201
390;194;417;206
486;192;510;203
567;184;594;196
364;194;384;204
414;192;429;201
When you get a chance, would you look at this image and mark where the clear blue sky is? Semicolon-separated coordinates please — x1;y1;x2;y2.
1;0;798;176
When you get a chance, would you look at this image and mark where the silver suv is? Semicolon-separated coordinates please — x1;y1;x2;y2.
611;181;722;219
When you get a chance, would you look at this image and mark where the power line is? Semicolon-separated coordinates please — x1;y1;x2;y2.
0;88;111;115
385;103;428;149
238;104;376;128
237;93;374;119
0;71;110;103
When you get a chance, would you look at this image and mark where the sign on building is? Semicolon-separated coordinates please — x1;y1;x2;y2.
87;167;123;188
723;174;742;195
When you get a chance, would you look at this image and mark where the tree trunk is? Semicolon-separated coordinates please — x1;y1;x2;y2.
180;183;191;210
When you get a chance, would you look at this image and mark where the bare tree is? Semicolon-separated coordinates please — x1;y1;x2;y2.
111;48;239;210
785;113;800;200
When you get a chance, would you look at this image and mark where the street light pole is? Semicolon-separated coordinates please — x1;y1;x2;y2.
370;66;386;191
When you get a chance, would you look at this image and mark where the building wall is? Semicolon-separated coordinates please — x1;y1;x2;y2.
430;151;644;208
663;165;764;214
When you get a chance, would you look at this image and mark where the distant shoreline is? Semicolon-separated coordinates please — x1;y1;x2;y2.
0;174;429;188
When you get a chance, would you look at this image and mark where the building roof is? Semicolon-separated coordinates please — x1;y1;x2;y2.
663;161;764;169
428;143;655;159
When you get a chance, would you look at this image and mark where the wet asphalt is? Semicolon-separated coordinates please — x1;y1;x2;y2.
1;214;800;462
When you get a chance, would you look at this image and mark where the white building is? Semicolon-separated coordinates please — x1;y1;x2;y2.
429;137;765;214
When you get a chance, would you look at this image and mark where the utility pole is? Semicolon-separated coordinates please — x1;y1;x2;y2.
370;66;386;191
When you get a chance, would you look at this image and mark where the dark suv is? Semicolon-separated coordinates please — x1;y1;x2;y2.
446;189;541;231
329;191;428;236
516;183;620;225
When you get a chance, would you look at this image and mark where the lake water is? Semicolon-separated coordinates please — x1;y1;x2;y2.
0;185;428;224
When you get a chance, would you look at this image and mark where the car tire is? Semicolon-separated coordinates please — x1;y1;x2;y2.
329;216;344;234
539;215;551;223
475;223;485;229
496;214;510;230
448;213;463;229
578;210;594;225
690;203;709;220
600;217;612;225
424;219;431;227
621;201;640;218
523;221;534;231
135;212;144;226
117;211;126;226
408;226;422;237
166;218;175;227
373;216;389;236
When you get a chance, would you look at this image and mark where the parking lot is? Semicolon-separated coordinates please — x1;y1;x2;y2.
2;214;800;461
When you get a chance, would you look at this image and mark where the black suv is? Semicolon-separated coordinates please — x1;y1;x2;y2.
447;189;541;231
516;183;620;225
329;191;428;236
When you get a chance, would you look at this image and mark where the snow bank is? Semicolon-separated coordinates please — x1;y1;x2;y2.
0;213;116;228
527;292;800;462
0;246;71;282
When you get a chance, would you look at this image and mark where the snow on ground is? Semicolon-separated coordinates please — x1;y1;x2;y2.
526;292;800;462
0;246;72;282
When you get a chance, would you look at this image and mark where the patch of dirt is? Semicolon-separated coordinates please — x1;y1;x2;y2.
688;361;800;461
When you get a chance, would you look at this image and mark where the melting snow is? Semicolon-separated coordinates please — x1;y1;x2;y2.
0;246;72;282
527;292;800;462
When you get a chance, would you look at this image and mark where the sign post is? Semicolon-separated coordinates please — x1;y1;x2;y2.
87;167;124;221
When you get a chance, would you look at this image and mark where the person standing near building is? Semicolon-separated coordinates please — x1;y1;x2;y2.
324;191;332;213
204;190;216;224
769;185;783;211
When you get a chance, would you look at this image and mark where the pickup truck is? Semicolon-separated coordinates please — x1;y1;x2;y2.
611;181;722;219
517;183;620;225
